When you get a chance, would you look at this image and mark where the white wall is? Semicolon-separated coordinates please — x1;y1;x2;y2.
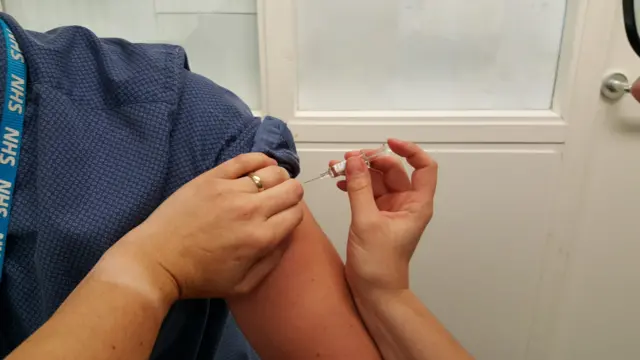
4;0;262;109
300;143;561;359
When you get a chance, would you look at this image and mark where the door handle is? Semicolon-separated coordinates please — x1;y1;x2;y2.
601;72;640;101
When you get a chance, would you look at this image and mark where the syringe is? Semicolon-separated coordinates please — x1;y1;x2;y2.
304;143;392;184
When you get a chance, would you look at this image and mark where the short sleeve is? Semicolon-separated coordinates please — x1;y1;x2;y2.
251;116;299;177
172;70;300;179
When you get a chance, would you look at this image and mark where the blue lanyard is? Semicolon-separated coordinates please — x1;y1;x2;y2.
0;18;27;282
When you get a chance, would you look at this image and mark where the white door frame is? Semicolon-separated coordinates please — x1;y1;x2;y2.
525;0;622;358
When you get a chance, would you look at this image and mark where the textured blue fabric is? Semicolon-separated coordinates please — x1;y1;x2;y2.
216;315;261;360
0;13;298;359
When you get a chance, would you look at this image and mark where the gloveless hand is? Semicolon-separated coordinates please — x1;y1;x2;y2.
112;153;304;301
332;139;438;294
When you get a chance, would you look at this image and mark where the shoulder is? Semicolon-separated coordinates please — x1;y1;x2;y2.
3;13;186;107
2;12;299;177
173;70;300;177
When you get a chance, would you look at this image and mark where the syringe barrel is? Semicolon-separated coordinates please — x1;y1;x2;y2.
329;160;347;177
327;143;391;178
363;143;391;162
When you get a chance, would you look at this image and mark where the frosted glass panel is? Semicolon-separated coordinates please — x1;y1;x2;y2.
5;0;158;41
5;0;261;110
297;0;566;111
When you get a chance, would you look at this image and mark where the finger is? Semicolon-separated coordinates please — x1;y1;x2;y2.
209;153;277;179
258;179;304;217
343;148;411;193
237;165;290;193
343;149;377;160
387;139;437;195
263;202;305;242
345;156;378;220
368;156;411;192
331;160;386;196
235;243;289;295
344;150;359;160
337;180;347;192
387;139;432;169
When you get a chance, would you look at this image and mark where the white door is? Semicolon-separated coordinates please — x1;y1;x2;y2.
544;1;640;359
2;0;635;359
265;1;634;360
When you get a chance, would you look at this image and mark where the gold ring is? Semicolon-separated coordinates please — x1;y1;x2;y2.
248;173;264;192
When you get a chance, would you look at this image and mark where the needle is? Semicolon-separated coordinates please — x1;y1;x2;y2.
303;143;392;184
303;171;329;184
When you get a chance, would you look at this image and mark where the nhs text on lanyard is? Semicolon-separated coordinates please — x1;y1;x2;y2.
0;18;27;283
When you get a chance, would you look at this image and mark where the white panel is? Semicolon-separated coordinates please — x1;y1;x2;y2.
556;125;640;360
154;0;256;14
5;0;262;110
297;0;567;111
547;2;640;359
300;145;561;360
288;110;566;144
155;14;261;110
5;0;158;42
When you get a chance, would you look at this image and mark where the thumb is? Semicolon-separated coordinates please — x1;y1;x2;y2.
345;156;378;220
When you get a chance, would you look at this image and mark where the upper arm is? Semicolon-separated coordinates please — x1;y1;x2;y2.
228;203;382;360
175;70;378;358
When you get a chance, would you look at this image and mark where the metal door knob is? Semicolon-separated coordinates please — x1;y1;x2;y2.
601;72;637;101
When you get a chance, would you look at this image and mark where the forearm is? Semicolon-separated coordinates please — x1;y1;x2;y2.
7;238;178;360
353;288;473;360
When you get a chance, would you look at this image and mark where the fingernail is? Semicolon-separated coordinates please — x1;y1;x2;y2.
346;156;365;175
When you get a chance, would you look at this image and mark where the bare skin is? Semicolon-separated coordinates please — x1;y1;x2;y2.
8;139;474;360
7;152;381;360
335;138;475;360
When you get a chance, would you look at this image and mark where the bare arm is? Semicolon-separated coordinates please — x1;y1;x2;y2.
7;154;305;360
228;202;382;360
353;289;473;360
339;139;474;360
6;242;177;360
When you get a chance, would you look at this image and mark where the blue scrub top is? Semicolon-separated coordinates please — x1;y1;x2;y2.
0;12;297;360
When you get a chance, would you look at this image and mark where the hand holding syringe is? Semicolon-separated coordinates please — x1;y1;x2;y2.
304;143;393;184
314;139;457;360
